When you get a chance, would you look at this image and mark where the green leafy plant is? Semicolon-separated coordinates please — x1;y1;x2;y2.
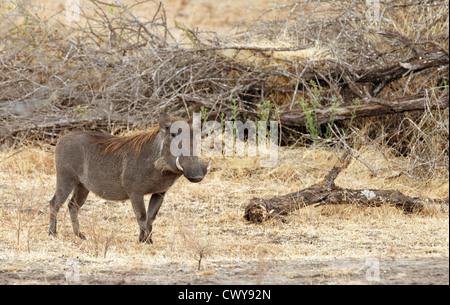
300;81;345;143
231;99;239;138
256;99;273;140
219;112;225;129
73;105;90;118
324;96;339;139
300;97;319;139
309;80;322;105
231;99;239;123
344;98;360;136
200;106;208;124
257;100;272;122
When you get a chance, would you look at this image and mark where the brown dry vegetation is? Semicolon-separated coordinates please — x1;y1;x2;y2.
0;0;449;284
0;144;448;284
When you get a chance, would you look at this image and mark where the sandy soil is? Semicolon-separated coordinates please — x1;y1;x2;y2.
0;256;448;285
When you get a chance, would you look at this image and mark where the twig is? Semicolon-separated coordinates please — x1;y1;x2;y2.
184;44;316;52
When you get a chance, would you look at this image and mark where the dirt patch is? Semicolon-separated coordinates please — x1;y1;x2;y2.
0;256;447;285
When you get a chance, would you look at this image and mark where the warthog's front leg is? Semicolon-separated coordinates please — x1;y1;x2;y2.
129;193;148;243
145;193;165;244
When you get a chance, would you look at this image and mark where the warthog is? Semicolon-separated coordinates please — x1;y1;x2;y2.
49;112;209;243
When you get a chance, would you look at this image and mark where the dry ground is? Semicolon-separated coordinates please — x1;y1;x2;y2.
0;145;448;284
22;0;279;32
0;0;448;285
4;0;280;44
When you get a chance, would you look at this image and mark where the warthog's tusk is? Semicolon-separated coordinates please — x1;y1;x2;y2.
207;159;212;171
175;156;183;172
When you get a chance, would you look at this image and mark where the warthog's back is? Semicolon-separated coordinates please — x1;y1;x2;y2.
55;132;130;200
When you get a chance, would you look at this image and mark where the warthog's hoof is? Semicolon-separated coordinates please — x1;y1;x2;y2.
76;232;87;240
139;232;153;244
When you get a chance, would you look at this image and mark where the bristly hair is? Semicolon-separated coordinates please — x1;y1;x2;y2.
91;126;161;155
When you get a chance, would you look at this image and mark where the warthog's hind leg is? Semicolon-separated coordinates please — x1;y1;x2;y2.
68;184;90;240
49;178;77;237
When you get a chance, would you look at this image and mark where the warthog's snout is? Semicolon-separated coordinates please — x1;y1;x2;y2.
187;176;204;183
177;157;210;183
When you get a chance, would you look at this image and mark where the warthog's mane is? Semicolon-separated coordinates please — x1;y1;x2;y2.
90;126;161;155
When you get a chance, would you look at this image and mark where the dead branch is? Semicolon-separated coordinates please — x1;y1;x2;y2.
183;44;316;52
355;50;449;96
244;151;442;223
280;93;449;127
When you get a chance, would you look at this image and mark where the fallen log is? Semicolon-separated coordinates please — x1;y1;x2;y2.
279;93;448;128
244;150;446;223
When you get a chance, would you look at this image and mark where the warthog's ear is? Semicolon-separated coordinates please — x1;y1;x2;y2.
159;112;172;132
154;157;178;173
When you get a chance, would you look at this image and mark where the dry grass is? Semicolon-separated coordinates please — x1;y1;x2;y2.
0;0;448;283
0;145;448;275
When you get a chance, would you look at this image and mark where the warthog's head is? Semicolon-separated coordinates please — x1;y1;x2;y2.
156;112;210;183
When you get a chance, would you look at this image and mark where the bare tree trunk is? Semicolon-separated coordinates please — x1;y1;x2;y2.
244;150;446;223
